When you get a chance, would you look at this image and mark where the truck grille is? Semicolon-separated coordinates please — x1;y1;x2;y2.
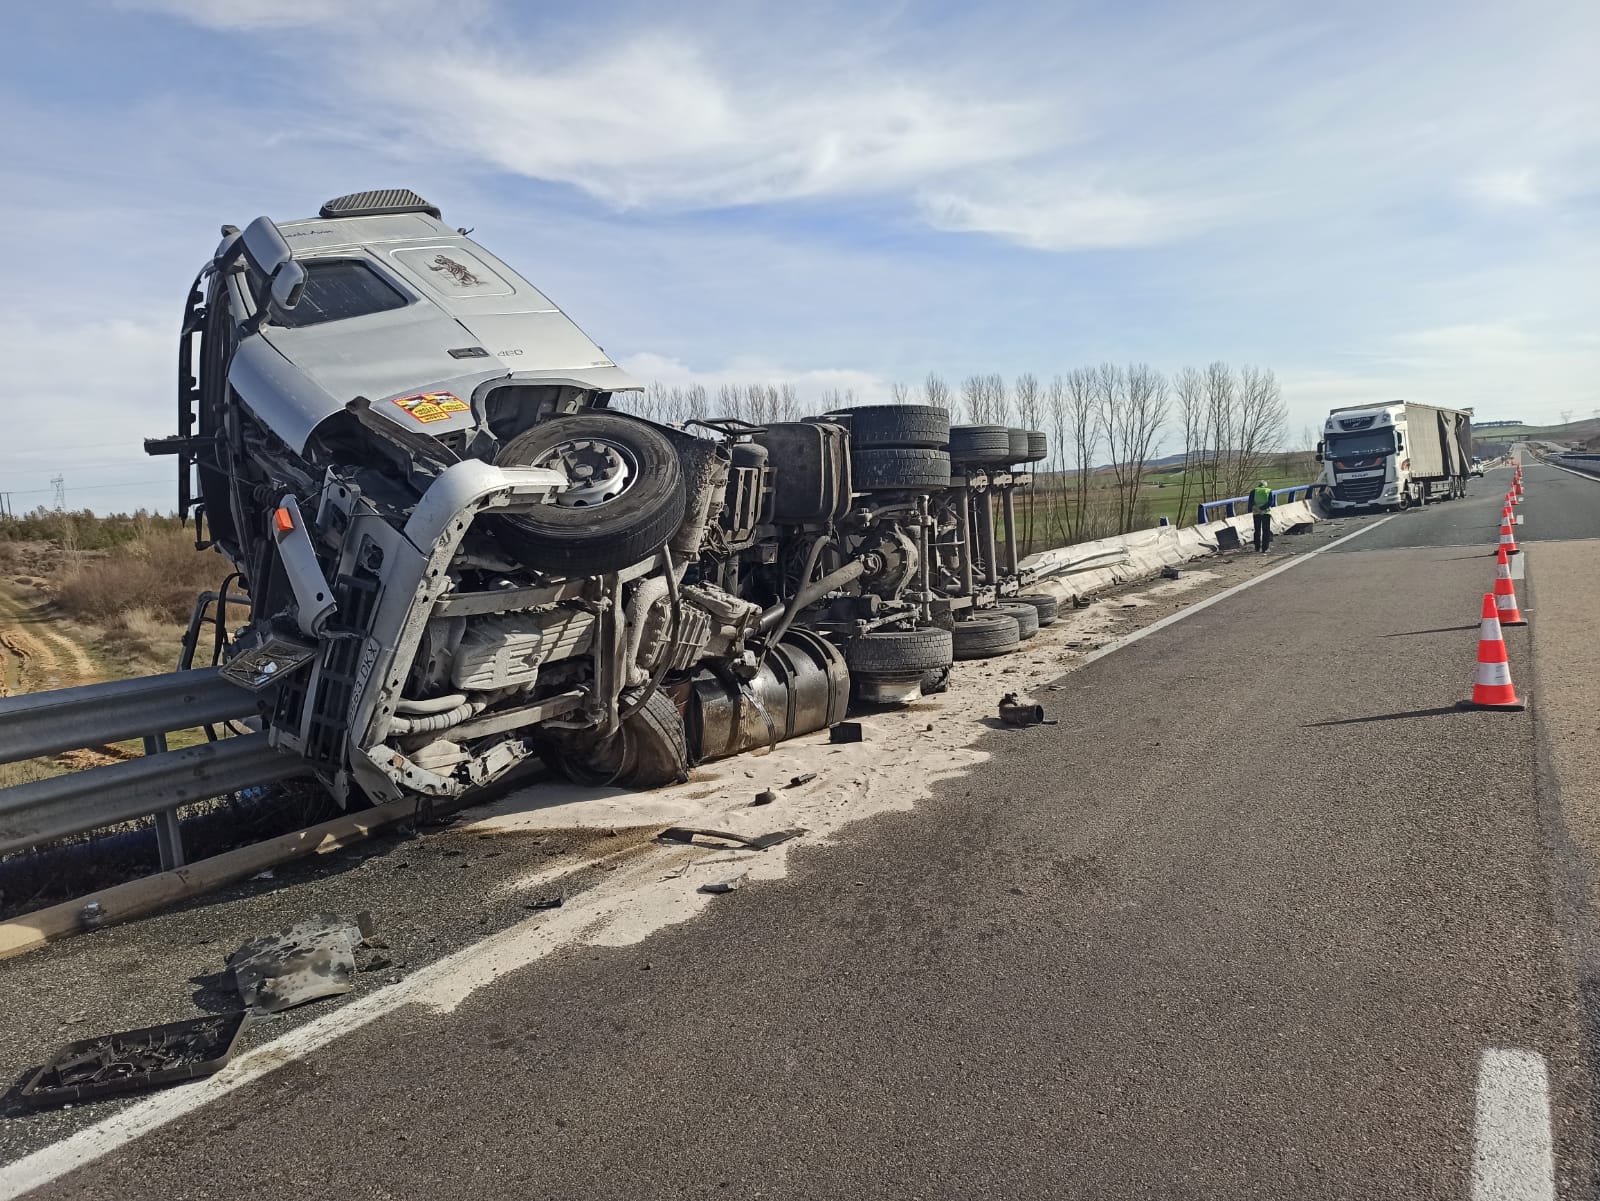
1333;476;1385;503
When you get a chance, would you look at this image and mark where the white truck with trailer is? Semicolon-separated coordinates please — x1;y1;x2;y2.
1316;401;1473;511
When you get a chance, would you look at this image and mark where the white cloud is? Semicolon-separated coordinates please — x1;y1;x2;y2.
1465;168;1543;208
353;35;1053;210
918;176;1231;251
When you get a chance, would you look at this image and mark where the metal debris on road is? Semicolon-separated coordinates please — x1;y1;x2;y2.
998;692;1054;727
226;913;369;1014
17;1011;248;1111
657;827;807;851
523;895;564;910
752;789;778;806
786;773;816;788
700;871;750;894
830;722;865;744
78;901;105;931
1161;566;1182;579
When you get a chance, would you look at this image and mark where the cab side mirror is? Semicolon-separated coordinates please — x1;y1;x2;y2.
1314;441;1324;463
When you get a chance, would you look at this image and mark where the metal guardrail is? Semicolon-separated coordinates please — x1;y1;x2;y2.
0;667;305;861
0;668;259;763
0;734;305;855
1196;483;1320;524
1550;454;1600;479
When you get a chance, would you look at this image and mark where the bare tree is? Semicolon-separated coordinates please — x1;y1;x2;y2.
1172;366;1208;526
1013;374;1042;547
1230;365;1287;496
1120;364;1171;530
984;373;1009;426
776;383;801;421
889;381;910;405
924;372;951;411
960;375;987;424
1202;362;1238;501
1064;367;1099;542
1041;373;1068;545
818;387;844;410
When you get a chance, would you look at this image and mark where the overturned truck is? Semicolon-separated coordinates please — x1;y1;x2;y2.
145;189;1049;809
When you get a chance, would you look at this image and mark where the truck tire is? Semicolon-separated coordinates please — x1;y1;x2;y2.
952;613;1020;660
550;687;689;788
846;627;954;675
1025;431;1048;463
1015;592;1059;626
851;448;951;492
1007;428;1032;464
829;404;949;450
494;413;687;577
949;425;1012;465
920;664;952;694
993;601;1040;641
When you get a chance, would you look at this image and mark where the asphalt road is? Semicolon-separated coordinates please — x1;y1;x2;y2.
8;467;1600;1200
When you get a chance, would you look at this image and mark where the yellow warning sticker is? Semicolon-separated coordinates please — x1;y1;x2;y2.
391;391;470;424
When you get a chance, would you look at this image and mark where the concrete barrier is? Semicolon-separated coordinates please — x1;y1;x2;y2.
1020;500;1318;604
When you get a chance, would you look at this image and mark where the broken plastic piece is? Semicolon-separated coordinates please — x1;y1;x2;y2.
273;506;295;535
786;773;817;788
700;871;749;895
523;895;563;911
830;722;864;744
752;790;778;806
18;1011;248;1111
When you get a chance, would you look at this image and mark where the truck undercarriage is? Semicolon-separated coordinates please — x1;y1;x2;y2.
119;189;1053;814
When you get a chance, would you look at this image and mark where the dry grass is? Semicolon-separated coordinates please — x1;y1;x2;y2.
55;528;230;624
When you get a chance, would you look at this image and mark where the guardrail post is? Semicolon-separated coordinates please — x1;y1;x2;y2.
143;732;186;870
1225;501;1237;518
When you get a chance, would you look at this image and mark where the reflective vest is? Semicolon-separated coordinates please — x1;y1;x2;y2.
1251;487;1272;511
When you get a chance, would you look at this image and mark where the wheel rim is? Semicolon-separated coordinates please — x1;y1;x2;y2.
531;437;637;507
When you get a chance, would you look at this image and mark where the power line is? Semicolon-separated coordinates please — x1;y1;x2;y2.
2;478;170;497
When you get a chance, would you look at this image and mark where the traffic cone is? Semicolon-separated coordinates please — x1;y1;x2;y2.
1493;548;1526;625
1497;513;1520;555
1514;477;1524;503
1462;593;1525;710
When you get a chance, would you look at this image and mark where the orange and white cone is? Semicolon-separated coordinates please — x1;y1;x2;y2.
1493;548;1526;625
1514;476;1524;503
1498;514;1520;555
1463;593;1525;710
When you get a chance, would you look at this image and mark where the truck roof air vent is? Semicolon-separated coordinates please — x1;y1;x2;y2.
319;189;441;220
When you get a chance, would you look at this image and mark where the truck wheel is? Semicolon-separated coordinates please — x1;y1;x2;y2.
846;626;955;674
949;425;1012;465
851;448;951;492
1014;592;1059;626
1007;428;1032;464
993;601;1040;641
1025;431;1049;463
952;613;1021;660
550;688;689;788
829;404;949;450
494;413;687;577
920;664;951;694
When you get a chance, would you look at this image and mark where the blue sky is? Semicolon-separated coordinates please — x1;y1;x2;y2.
1;0;1595;514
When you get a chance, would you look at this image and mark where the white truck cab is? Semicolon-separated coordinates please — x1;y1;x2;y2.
1317;400;1472;511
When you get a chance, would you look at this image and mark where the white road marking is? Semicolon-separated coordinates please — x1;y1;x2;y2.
0;512;1400;1200
1510;554;1526;582
1472;1048;1555;1201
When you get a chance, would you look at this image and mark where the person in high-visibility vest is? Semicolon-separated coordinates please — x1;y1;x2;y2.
1248;480;1274;553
